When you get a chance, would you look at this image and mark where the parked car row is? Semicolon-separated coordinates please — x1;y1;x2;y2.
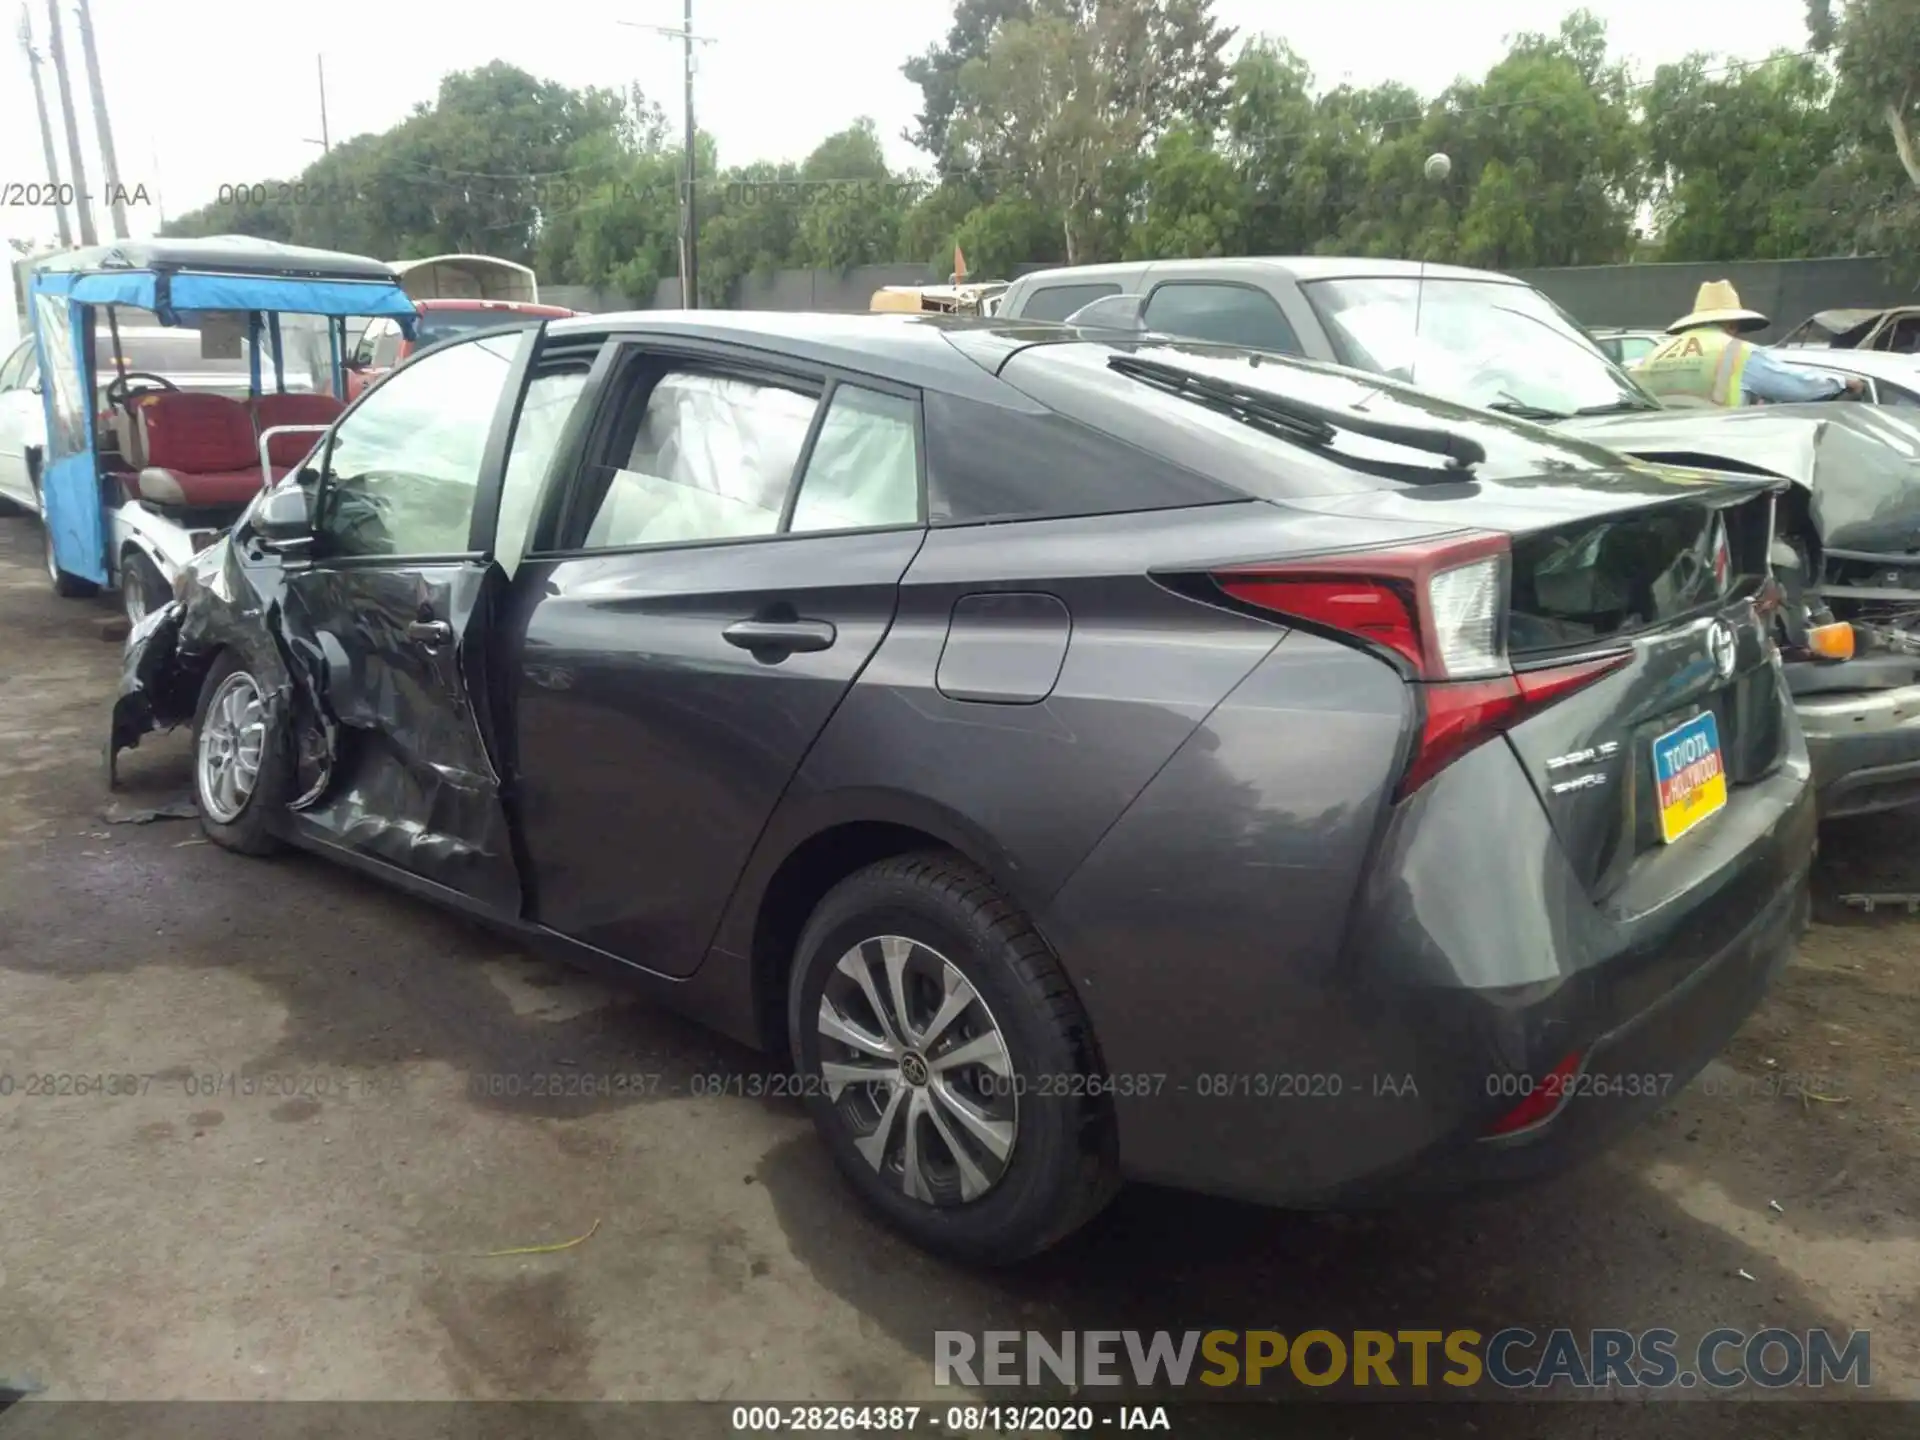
7;235;1894;1263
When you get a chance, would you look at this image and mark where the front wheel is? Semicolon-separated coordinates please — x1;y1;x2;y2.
788;852;1119;1264
191;652;288;855
121;549;172;625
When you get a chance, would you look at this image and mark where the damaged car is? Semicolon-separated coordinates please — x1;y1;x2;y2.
112;311;1816;1262
1004;257;1920;821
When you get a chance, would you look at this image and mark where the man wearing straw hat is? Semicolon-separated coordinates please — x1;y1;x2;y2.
1632;279;1866;407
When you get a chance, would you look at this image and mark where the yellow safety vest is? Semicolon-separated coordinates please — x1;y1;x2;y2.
1630;328;1752;407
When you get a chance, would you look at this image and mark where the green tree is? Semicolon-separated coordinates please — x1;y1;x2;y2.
952;195;1066;276
698;157;804;305
1806;0;1920;267
948;0;1233;263
1644;51;1842;260
903;0;1039;183
1125;125;1244;258
534;95;682;301
793;119;909;269
899;179;991;274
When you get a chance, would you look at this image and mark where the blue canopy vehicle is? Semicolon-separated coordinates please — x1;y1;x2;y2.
26;237;417;621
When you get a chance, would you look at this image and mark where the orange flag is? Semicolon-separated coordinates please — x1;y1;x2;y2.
954;243;968;281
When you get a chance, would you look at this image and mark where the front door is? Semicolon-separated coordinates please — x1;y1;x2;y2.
285;327;535;911
500;346;929;975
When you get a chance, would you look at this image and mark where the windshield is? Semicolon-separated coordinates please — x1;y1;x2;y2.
1301;277;1654;418
415;310;542;347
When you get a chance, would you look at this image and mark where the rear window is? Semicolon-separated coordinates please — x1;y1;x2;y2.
1017;282;1121;322
106;332;253;376
1142;282;1302;355
416;311;544;347
998;340;1634;502
1509;503;1740;655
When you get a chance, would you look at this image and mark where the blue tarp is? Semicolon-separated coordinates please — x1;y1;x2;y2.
30;268;416;324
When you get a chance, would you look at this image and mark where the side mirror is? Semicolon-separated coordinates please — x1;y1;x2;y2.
252;482;313;553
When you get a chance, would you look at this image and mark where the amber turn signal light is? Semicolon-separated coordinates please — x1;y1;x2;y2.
1807;622;1854;661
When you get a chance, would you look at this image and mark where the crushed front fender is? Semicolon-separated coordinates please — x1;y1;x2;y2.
104;533;299;789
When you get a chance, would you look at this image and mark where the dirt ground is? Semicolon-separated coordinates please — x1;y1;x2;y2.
0;511;1915;1434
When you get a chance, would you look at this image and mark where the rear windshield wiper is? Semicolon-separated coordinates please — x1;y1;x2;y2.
1488;396;1571;422
1108;354;1486;474
1571;398;1662;416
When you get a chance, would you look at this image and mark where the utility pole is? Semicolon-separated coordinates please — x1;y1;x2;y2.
73;0;126;239
17;5;72;248
303;55;331;152
620;6;714;308
43;0;95;246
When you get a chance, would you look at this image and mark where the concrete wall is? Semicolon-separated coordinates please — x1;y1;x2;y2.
1512;257;1920;343
542;283;643;314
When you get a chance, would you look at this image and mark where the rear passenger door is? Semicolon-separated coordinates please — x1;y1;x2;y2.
499;342;927;975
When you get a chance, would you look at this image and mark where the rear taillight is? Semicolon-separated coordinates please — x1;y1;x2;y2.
1483;1051;1584;1137
1213;531;1630;799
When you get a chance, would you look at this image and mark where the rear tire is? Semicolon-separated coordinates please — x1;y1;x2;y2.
788;851;1119;1264
32;463;99;599
120;549;172;625
191;651;288;856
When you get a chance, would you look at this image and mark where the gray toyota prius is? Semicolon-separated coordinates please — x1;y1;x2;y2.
110;310;1817;1263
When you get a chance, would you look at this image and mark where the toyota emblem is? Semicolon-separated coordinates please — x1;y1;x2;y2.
1709;620;1738;682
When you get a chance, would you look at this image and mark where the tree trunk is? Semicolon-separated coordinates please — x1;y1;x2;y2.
1888;100;1920;189
1063;212;1078;265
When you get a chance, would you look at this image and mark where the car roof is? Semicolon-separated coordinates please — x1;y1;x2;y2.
416;299;573;315
1773;348;1920;381
545;310;1082;395
1012;255;1523;287
31;235;398;282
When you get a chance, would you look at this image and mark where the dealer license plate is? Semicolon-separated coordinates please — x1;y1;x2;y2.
1653;710;1727;844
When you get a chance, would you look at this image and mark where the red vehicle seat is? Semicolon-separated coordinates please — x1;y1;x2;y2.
252;392;345;466
133;392;278;507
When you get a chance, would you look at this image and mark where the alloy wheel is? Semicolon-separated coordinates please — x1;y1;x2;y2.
815;935;1018;1206
122;566;148;625
197;672;267;824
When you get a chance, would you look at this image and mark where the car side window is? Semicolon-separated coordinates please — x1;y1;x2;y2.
788;385;920;533
1142;282;1303;355
579;369;819;550
372;321;404;369
495;364;593;567
314;333;517;559
1019;282;1121;323
0;339;31;390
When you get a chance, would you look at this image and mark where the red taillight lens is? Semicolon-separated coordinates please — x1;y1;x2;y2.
1213;531;1630;799
1484;1051;1584;1137
1216;530;1510;682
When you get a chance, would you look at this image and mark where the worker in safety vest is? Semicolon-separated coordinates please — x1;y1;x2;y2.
1632;280;1866;407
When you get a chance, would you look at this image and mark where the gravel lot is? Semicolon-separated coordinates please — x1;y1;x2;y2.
0;511;1914;1434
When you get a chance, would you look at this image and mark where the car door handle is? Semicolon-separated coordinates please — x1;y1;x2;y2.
407;620;452;645
722;618;837;654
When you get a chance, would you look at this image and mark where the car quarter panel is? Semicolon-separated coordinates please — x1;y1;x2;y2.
1035;628;1417;1199
502;527;925;977
706;500;1459;964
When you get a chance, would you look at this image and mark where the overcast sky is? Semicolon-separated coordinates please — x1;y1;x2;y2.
3;0;1814;251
